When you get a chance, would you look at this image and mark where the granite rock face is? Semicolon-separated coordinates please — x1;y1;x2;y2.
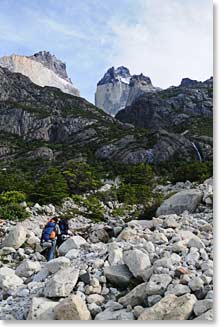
0;52;79;96
95;67;159;116
29;51;71;82
95;66;131;116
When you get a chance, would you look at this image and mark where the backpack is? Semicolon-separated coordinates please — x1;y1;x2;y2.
59;219;69;235
41;220;57;242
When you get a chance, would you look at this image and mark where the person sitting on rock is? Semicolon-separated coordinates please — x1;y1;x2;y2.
40;217;59;261
57;217;73;247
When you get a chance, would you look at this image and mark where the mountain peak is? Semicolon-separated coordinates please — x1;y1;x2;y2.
29;50;70;82
97;66;131;86
0;52;80;96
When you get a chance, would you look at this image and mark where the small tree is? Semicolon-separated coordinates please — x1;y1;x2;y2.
33;168;68;205
63;160;101;194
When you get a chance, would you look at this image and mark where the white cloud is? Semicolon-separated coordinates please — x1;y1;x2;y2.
107;0;213;88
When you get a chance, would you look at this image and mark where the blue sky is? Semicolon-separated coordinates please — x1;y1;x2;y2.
0;0;212;103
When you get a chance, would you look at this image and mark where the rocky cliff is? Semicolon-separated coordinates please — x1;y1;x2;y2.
116;77;213;134
95;67;131;116
95;67;159;116
0;52;79;96
0;66;211;166
29;51;71;82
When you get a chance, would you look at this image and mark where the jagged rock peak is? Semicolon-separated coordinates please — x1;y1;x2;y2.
29;51;70;82
0;52;80;97
129;73;152;86
97;66;131;86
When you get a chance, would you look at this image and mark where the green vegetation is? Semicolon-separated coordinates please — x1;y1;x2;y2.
32;167;69;205
0;154;213;221
156;161;213;184
0;203;29;221
0;191;29;221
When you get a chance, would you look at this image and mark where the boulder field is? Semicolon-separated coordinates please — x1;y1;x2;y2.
0;178;213;320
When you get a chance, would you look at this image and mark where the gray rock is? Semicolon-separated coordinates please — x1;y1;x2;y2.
187;236;205;249
188;277;204;291
44;266;79;297
27;297;58;320
165;284;191;296
87;294;105;305
156;189;203;216
15;260;41;278
147;295;162;307
89;228;109;243
54;294;91;320
0;267;23;293
193;299;213;316
45;257;70;274
194;309;213;320
58;236;87;255
119;274;172;306
108;242;123;265
138;293;197;320
65;249;80;260
123;249;151;279
104;264;133;287
1;224;26;249
95;308;134;320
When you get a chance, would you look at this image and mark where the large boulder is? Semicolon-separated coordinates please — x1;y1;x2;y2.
119;274;172;307
1;224;26;249
58;236;87;256
54;294;91;320
45;257;70;274
27;297;58;320
138;293;197;320
0;267;23;293
104;264;133;288
44;266;79;297
15;260;41;278
123;249;151;279
156;189;203;216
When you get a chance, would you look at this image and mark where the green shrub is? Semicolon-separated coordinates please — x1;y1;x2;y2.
116;183;152;205
63;160;102;194
0;203;29;221
83;195;105;222
0;191;26;205
156;161;213;184
32;168;69;205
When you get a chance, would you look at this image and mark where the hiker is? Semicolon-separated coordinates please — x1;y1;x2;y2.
57;217;73;247
40;217;59;261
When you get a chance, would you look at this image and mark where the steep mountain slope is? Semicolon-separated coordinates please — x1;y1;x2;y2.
95;67;159;116
0;66;210;166
0;52;79;96
116;77;213;136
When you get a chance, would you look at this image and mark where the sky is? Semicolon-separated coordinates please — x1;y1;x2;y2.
0;0;213;103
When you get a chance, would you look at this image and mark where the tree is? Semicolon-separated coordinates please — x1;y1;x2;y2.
63;160;101;194
33;168;68;205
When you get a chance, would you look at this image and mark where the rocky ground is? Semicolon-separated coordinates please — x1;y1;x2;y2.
0;178;213;320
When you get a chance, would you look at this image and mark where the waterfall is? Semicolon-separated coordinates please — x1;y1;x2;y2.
191;142;202;162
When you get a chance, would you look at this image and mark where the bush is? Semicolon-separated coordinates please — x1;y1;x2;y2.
83;195;105;222
116;183;152;205
63;160;102;194
0;191;26;205
156;161;213;184
32;168;69;205
0;203;29;221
